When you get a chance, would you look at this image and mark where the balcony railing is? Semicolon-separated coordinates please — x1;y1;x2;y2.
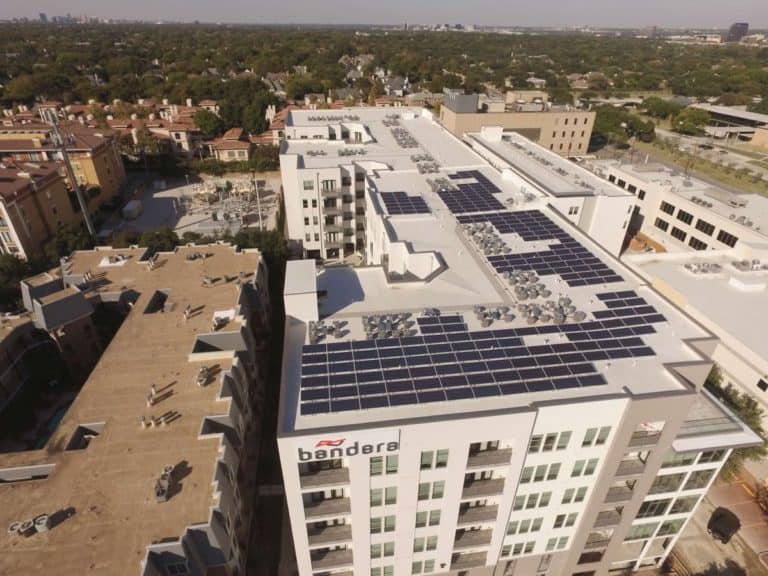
450;552;487;570
323;206;341;215
461;478;505;499
307;524;352;547
466;448;512;469
304;497;351;520
604;486;634;504
310;548;353;571
615;459;646;477
456;505;498;526
321;187;339;197
300;467;350;490
584;533;612;550
454;529;493;550
627;431;662;448
594;510;622;528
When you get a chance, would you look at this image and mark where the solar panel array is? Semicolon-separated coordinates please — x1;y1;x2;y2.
458;210;624;287
438;170;505;214
299;296;667;415
380;191;430;215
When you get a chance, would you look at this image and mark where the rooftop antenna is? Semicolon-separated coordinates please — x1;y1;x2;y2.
39;108;95;238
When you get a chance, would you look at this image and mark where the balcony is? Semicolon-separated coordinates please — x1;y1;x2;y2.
461;478;505;499
451;552;487;570
584;532;612;550
466;448;512;469
594;509;622;528
307;524;352;547
310;548;353;571
615;458;646;477
304;497;351;520
627;431;662;448
300;467;350;490
322;206;341;216
604;486;634;504
321;187;339;198
324;223;342;233
456;505;498;526
454;529;493;550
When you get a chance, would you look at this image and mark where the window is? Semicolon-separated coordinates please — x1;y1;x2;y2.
660;201;675;215
304;217;310;226
502;544;512;557
371;488;383;506
608;174;616;183
717;230;739;247
305;233;310;242
415;511;428;527
670;495;699;514
617;179;626;188
371;517;382;533
371;543;382;558
534;465;547;482
627;184;637;194
557;431;571;450
435;449;449;468
386;455;398;474
371;457;383;476
637;498;671;518
562;488;575;504
507;520;519;534
428;510;441;526
543;433;557;452
572;460;585;477
625;522;659;541
547;463;561;481
524;541;535;554
759;379;768;392
313;216;319;225
526;493;539;509
546;538;557;552
658;518;686;536
689;236;708;251
314;233;319;241
529;435;543;453
654;217;669;232
513;495;526;510
695;219;715;236
303;180;314;191
582;428;597;447
638;189;646;200
649;473;684;494
420;451;433;469
302;199;309;208
426;536;437;550
413;537;425;552
321;179;336;192
584;459;598;475
574;487;587;502
554;514;566;528
423;560;434;573
432;481;444;498
568;206;579;216
677;209;694;225
699;449;726;464
595;427;610;445
165;563;189;575
385;487;397;505
519;518;531;533
419;481;443;500
540;492;551;506
662;450;697;468
684;469;715;490
341;176;352;186
521;467;533;484
312;199;318;208
670;226;687;242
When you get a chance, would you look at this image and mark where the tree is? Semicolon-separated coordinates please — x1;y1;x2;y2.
194;109;224;136
672;108;711;136
139;228;180;255
0;254;30;310
45;224;95;262
642;96;682;120
705;365;768;480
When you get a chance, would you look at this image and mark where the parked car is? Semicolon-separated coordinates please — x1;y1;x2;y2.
707;507;741;544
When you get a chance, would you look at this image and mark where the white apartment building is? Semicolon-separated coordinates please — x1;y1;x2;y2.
277;108;760;576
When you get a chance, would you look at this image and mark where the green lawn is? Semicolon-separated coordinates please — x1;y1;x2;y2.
634;140;768;197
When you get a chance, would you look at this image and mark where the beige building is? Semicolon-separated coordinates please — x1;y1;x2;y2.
0;122;126;212
0;243;270;576
0;163;79;259
439;91;595;156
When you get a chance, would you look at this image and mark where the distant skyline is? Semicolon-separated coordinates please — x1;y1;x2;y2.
3;0;768;29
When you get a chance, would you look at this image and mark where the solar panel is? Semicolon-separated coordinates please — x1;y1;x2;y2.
380;191;430;215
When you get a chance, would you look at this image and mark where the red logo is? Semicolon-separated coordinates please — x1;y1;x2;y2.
315;439;345;448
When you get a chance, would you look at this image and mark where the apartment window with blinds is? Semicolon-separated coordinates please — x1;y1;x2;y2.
676;209;694;225
654;217;669;232
670;227;687;242
695;219;715;236
689;236;708;251
717;230;739;247
660;201;675;215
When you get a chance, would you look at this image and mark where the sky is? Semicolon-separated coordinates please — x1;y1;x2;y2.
3;0;768;29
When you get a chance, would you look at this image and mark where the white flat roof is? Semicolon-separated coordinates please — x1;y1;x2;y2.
625;248;768;374
691;103;768;125
285;260;317;295
468;131;629;198
589;159;768;239
279;108;711;432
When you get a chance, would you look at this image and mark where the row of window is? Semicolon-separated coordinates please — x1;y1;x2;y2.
411;560;435;574
661;449;726;469
649;468;717;494
528;431;571;453
370;515;396;533
413;535;438;552
551;130;587;138
520;463;560;484
657;201;740;248
513;491;552;510
607;174;646;200
371;487;398;506
637;494;700;518
507;516;543;535
417;481;445;500
626;517;685;541
370;455;399;476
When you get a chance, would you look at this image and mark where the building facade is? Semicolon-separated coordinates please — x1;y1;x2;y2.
0;163;78;259
277;107;759;576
